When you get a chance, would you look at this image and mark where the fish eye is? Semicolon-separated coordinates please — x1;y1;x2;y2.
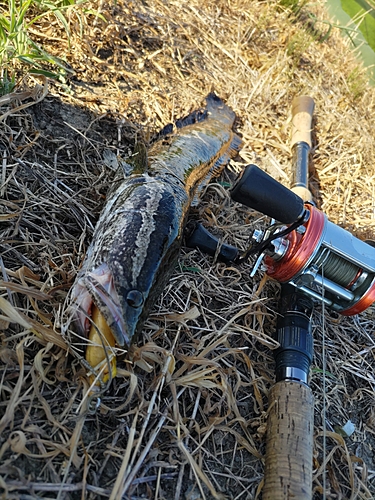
126;290;144;308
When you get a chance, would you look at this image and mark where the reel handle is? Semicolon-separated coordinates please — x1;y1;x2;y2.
230;164;305;224
185;222;239;263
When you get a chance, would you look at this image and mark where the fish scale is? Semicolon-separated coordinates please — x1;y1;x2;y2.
65;93;242;350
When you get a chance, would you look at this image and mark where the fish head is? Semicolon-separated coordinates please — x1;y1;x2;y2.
70;179;184;347
107;183;182;345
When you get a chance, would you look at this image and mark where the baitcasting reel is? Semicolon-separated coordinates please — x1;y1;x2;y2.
187;164;375;315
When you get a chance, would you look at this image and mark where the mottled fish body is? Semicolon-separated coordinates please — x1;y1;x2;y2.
69;93;242;347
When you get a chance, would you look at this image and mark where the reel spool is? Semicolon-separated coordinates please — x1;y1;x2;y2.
231;165;375;315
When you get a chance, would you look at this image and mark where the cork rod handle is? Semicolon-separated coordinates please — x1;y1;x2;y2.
291;95;315;148
263;381;314;500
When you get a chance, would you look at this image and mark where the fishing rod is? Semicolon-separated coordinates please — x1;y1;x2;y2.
232;96;316;499
261;95;316;500
186;96;375;498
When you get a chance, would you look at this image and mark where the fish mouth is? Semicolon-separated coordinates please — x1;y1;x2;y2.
72;262;130;347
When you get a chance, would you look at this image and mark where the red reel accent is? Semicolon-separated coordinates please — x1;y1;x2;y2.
341;279;375;316
264;205;325;282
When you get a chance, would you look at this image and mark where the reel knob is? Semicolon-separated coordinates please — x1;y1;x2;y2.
185;222;239;263
230;164;305;224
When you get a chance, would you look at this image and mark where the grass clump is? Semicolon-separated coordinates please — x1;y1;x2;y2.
0;68;16;94
346;65;368;99
286;30;313;59
279;0;308;15
0;0;88;92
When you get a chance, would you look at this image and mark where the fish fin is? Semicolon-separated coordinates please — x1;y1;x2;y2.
175;108;208;128
150;93;233;141
175;93;235;128
191;170;213;206
127;142;148;174
152;122;174;141
223;133;243;160
191;132;243;206
151;108;208;142
118;159;134;177
103;149;120;171
210;132;243;177
107;142;149;180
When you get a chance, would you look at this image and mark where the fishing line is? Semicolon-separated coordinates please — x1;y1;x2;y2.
235;212;307;264
321;264;327;500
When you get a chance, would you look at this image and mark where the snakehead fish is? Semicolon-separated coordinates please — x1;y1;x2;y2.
66;93;242;369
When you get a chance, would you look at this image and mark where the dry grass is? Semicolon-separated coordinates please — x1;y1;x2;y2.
1;0;375;499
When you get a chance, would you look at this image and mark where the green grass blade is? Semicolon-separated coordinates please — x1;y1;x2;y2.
9;0;16;32
17;0;35;27
25;0;71;38
29;68;61;78
0;13;11;32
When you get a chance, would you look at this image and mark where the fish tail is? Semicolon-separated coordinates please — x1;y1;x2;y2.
205;92;236;126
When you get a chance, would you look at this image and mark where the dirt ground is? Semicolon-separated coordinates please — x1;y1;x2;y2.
1;0;375;499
